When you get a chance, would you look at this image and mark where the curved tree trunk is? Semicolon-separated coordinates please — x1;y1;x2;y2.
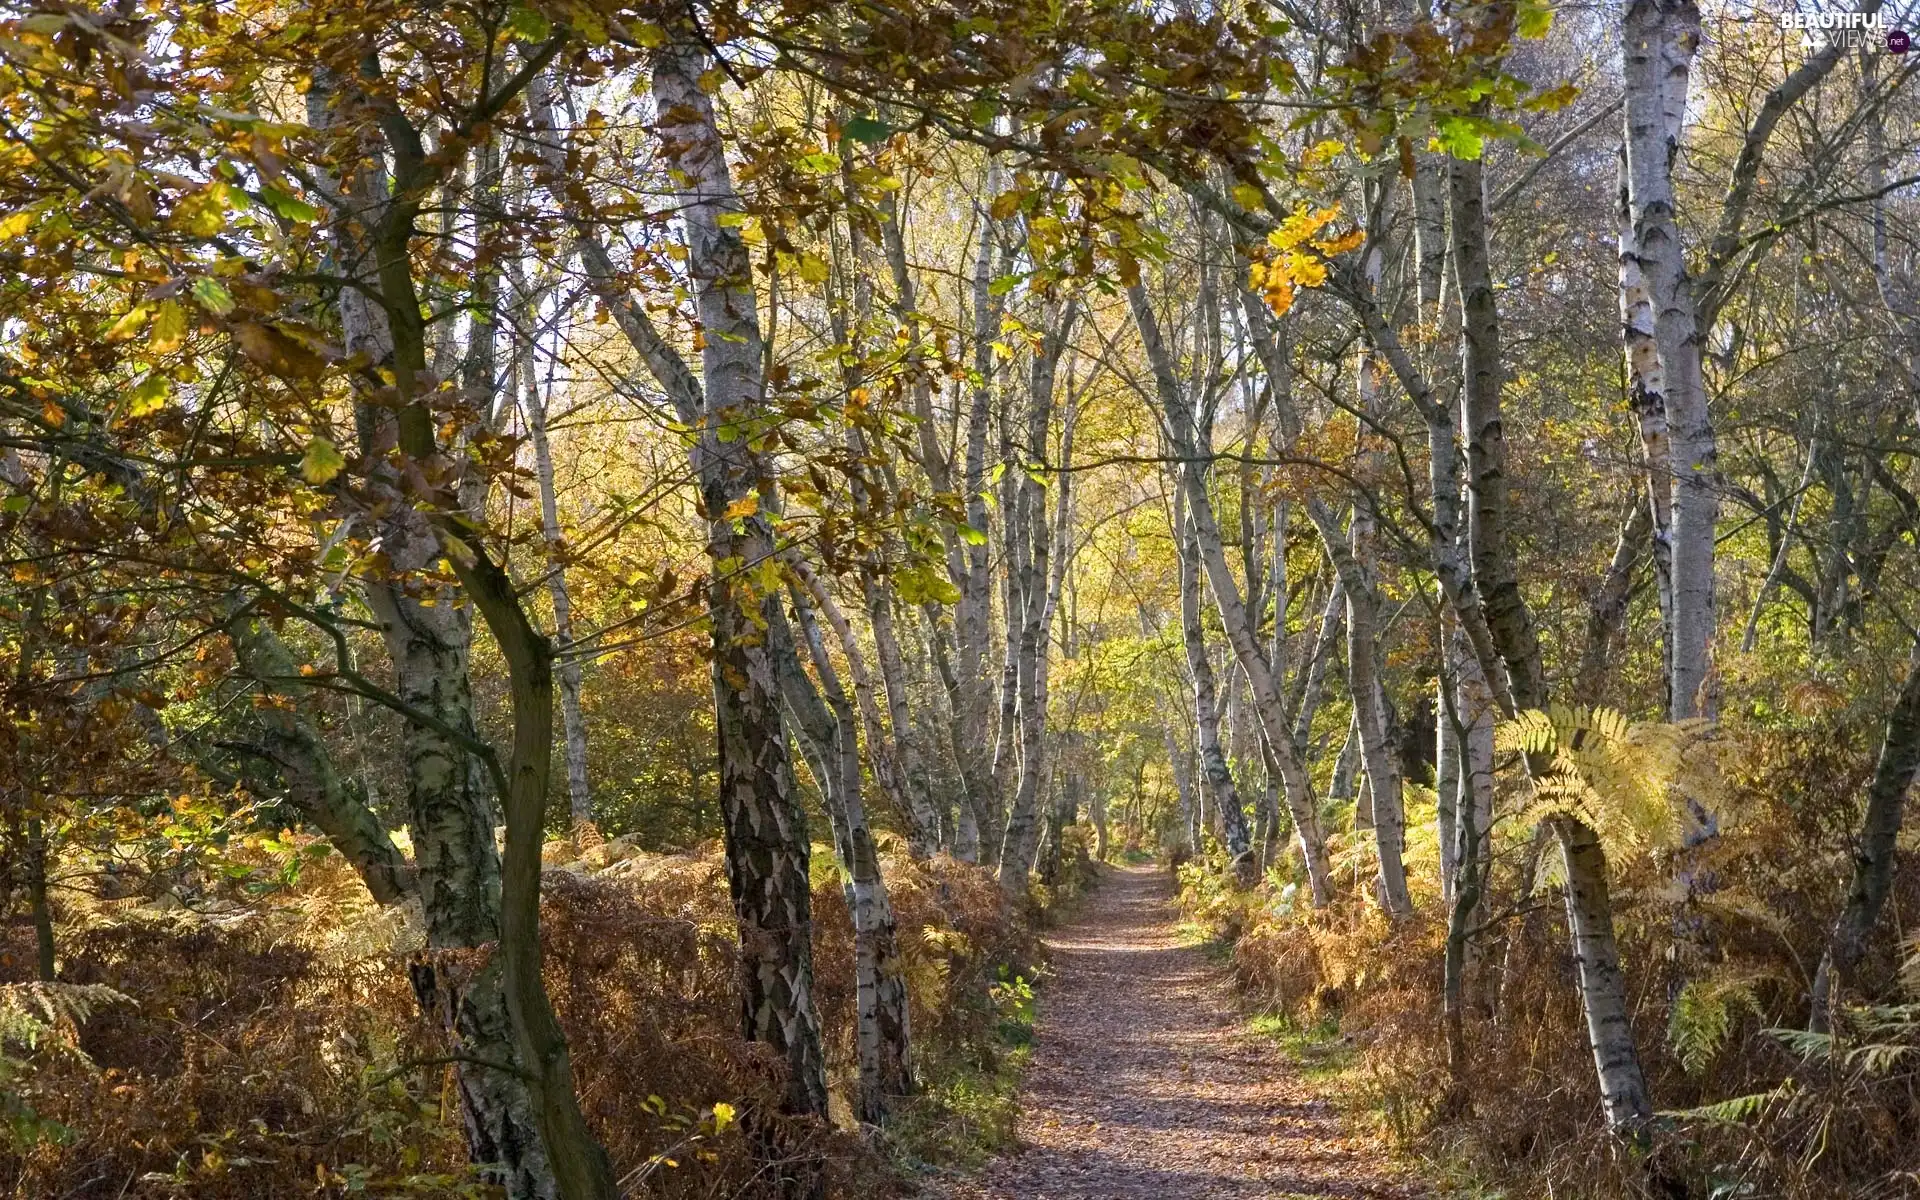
1811;646;1920;1032
1129;284;1331;904
309;64;605;1198
1176;489;1254;869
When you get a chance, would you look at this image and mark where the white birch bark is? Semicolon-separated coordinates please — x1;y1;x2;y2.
1127;282;1331;905
517;306;593;829
1177;488;1255;868
1307;502;1412;916
1622;0;1713;719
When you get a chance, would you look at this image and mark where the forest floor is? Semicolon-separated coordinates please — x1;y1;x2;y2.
924;863;1426;1199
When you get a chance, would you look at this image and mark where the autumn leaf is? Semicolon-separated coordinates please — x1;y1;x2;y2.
148;301;188;354
231;321;327;379
796;252;830;284
299;437;346;485
126;372;171;417
191;278;237;316
105;304;150;342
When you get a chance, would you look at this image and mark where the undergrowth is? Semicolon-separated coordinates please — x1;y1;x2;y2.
1173;701;1920;1199
0;832;1073;1198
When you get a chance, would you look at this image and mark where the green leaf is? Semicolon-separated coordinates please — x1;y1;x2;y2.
842;115;893;145
1433;116;1485;161
957;522;988;545
127;373;171;418
260;184;320;222
191;278;236;316
300;437;347;485
506;5;553;40
1517;0;1554;38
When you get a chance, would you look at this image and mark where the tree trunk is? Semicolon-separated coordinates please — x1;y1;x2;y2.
519;308;593;829
1547;816;1654;1133
653;38;830;1131
1436;616;1461;905
1622;0;1713;719
1128;283;1331;904
781;593;916;1120
309;65;593;1198
1177;489;1255;870
1811;646;1920;1032
997;300;1077;893
228;615;416;906
1578;499;1653;700
1308;502;1412;916
24;818;54;981
956;169;1009;862
1451;153;1545;711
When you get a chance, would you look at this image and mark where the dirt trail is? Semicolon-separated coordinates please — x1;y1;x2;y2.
929;864;1424;1199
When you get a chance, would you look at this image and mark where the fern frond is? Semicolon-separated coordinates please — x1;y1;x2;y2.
1498;706;1723;865
1664;1085;1789;1125
0;982;135;1067
1669;973;1764;1075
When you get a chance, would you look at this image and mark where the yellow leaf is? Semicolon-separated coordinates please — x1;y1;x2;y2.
1312;228;1365;257
723;495;759;520
796;251;830;284
106;304;150;342
711;1101;735;1133
1230;182;1264;211
299;437;346;485
127;372;170;417
0;210;32;240
149;300;188;355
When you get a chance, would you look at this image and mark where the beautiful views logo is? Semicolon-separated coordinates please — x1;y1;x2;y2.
1778;8;1909;52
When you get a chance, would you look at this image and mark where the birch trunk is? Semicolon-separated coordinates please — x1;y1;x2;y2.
309;67;590;1198
531;56;830;1133
519;312;593;829
956;173;1008;860
1308;502;1412;916
781;594;916;1119
1289;575;1345;753
1177;489;1255;868
1451;153;1545;711
1578;500;1654;700
1128;283;1330;904
1547;816;1654;1132
652;38;829;1127
1622;0;1714;719
1436;618;1461;905
997;300;1077;893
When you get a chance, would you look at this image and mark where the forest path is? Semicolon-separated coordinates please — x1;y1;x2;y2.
928;863;1424;1199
